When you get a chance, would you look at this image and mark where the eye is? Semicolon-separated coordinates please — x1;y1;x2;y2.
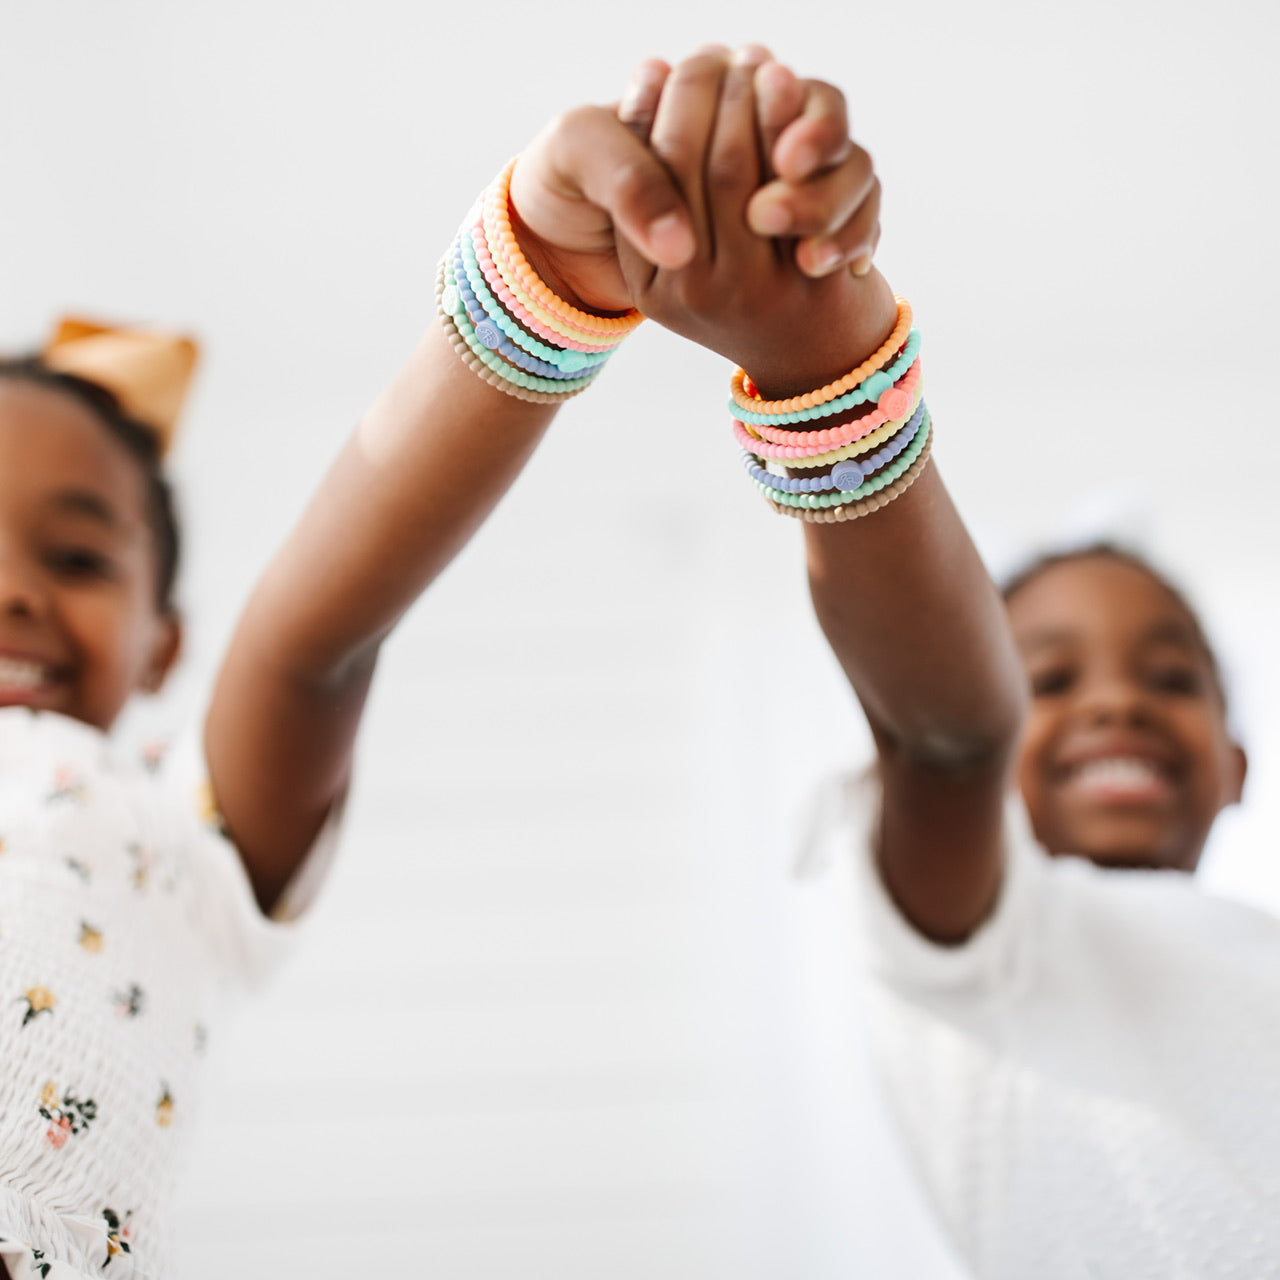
45;546;117;582
1029;664;1075;697
1146;664;1203;696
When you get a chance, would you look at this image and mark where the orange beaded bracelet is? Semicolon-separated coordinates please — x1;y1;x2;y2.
730;295;913;416
483;158;645;342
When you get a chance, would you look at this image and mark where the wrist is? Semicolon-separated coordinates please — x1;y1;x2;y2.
741;267;899;400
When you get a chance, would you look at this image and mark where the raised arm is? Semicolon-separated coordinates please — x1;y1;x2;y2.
204;90;699;912
624;54;1028;942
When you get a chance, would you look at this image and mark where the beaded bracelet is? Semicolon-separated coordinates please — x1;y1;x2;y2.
734;384;923;468
734;300;933;522
437;161;641;402
435;260;593;404
730;296;913;415
766;431;933;522
737;358;924;451
482;158;643;342
741;399;927;493
454;233;609;373
732;330;922;427
749;408;931;509
448;245;594;380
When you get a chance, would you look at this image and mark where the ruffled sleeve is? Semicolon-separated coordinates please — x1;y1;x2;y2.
150;728;346;987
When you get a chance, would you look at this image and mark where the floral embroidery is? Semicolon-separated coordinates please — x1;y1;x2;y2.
196;779;223;831
155;1083;174;1127
114;983;145;1018
193;1022;208;1055
39;1081;97;1148
140;738;169;772
47;764;86;805
102;1208;133;1267
18;986;55;1026
78;921;104;953
31;1247;51;1278
65;857;92;883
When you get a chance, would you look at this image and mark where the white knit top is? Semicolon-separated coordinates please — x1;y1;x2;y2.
0;708;332;1280
811;771;1280;1279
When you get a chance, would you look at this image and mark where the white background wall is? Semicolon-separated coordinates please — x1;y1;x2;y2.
3;1;1278;1275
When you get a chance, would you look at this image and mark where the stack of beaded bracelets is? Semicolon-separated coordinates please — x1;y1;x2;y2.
436;158;643;404
731;297;933;523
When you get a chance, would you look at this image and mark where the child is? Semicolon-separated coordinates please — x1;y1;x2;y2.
621;56;1277;1280
0;45;871;1279
579;48;1280;1276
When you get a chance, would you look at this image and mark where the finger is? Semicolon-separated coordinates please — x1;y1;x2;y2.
754;60;806;186
617;58;671;142
746;140;876;239
771;78;853;183
794;177;881;278
705;55;767;264
647;48;732;258
526;104;696;268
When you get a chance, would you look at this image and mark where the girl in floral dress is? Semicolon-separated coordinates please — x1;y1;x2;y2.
0;46;873;1278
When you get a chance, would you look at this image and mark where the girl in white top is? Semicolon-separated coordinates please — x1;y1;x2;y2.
0;44;881;1279
564;44;1280;1280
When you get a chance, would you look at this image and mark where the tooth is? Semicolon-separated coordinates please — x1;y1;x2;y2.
0;659;45;690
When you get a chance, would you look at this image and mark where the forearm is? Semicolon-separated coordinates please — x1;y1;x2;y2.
747;268;1026;767
206;320;558;909
230;319;557;681
805;464;1027;766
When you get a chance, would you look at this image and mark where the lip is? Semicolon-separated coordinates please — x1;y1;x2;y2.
0;648;68;710
1051;736;1182;807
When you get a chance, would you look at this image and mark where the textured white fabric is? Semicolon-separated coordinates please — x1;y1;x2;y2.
0;708;336;1280
814;770;1280;1280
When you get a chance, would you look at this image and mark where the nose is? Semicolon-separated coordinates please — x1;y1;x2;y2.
1077;669;1151;726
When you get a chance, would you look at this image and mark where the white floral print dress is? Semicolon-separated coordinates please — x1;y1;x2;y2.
0;707;338;1279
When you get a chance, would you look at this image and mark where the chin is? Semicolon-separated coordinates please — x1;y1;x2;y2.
1039;814;1197;874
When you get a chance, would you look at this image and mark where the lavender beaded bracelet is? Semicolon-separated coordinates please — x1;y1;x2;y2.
741;400;927;494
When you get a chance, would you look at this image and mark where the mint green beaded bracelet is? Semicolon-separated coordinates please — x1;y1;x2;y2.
456;231;610;374
446;293;599;395
733;330;922;427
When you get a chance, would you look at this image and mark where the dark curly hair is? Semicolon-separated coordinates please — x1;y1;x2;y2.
0;357;180;613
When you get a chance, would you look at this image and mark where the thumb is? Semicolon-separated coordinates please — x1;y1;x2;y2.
537;105;697;269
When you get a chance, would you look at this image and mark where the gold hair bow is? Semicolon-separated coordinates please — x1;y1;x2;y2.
41;316;199;456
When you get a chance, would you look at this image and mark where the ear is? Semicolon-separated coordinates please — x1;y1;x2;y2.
1223;741;1248;808
142;611;184;694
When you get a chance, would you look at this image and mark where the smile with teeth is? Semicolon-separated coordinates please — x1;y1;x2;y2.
1063;755;1175;803
0;657;53;692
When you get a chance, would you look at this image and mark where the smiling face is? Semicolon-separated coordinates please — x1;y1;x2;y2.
0;379;181;730
1007;553;1246;873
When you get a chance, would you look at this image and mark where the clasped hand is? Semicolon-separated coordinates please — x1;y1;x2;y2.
509;44;896;396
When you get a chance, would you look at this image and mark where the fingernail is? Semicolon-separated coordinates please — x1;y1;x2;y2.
808;241;843;276
647;211;695;265
732;42;769;67
850;252;874;277
750;202;791;236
